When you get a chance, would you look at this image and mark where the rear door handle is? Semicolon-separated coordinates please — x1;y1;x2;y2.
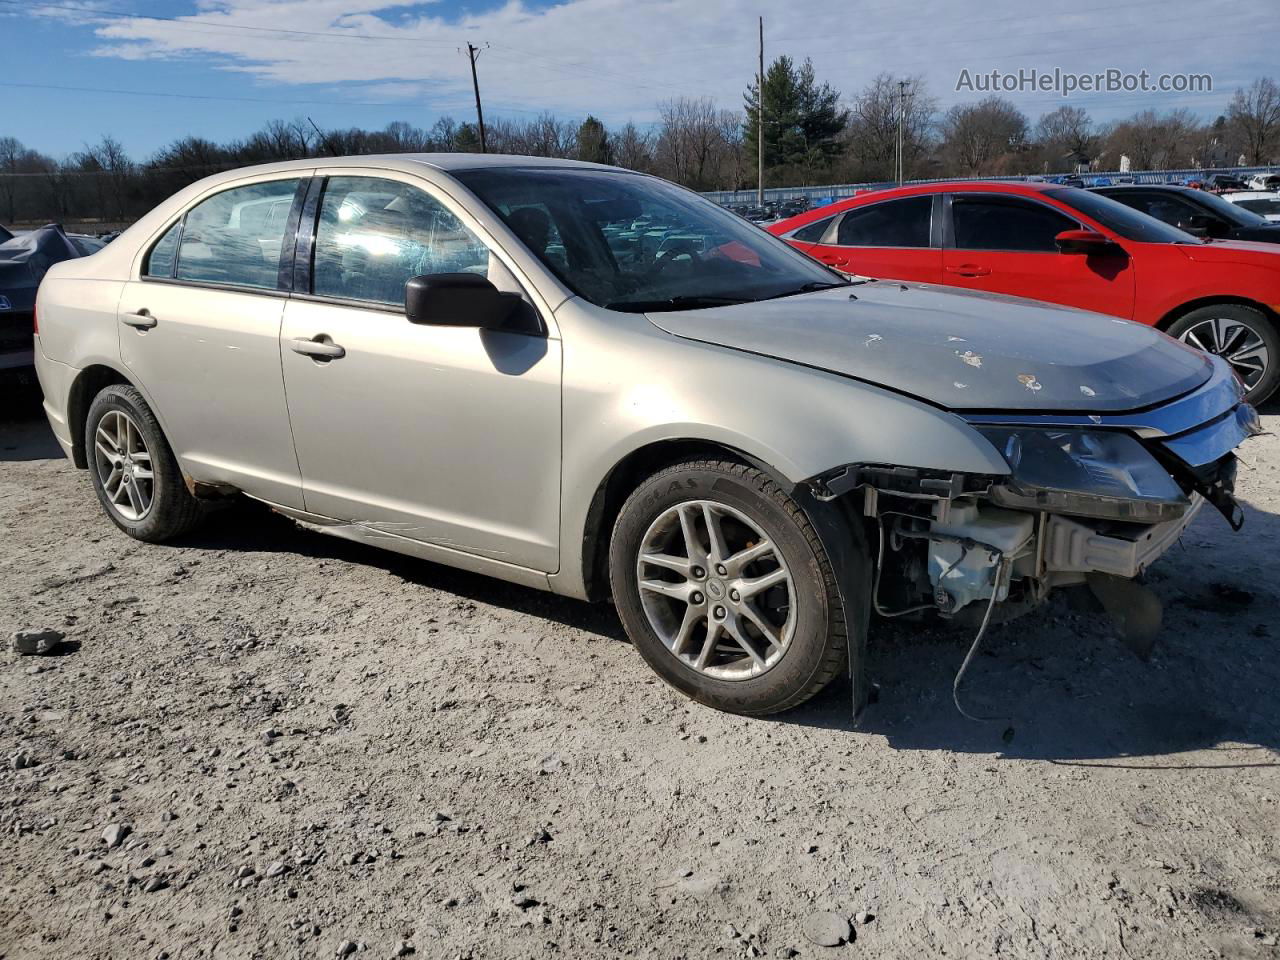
946;264;991;277
290;336;346;360
122;310;157;329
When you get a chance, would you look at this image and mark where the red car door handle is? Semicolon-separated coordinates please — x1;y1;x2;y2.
946;264;991;277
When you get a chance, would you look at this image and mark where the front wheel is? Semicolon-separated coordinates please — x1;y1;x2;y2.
609;459;852;716
1167;304;1279;404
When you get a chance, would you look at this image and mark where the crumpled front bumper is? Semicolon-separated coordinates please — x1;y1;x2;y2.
1042;494;1204;579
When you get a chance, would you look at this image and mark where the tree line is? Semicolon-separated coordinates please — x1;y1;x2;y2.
2;65;1278;225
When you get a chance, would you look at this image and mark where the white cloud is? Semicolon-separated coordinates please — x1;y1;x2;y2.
74;0;1275;125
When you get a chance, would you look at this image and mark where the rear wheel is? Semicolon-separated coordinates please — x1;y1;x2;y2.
1167;303;1278;404
85;384;201;542
609;459;852;716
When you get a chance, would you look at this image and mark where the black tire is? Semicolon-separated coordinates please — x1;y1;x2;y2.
84;384;202;542
609;458;854;716
1166;303;1279;405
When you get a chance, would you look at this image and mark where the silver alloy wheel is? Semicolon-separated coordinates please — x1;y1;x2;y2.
1179;317;1269;389
635;499;796;681
93;410;155;522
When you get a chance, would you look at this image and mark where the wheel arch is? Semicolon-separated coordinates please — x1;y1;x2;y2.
577;438;798;603
1156;296;1280;332
67;363;137;469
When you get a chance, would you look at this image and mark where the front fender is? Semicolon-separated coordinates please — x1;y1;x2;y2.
549;300;1010;599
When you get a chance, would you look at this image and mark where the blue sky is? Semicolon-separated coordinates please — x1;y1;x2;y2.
2;0;1274;159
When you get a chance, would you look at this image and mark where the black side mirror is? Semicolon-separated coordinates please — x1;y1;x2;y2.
1187;214;1226;238
405;273;523;329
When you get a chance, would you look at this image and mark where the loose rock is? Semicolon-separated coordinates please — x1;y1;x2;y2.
802;911;853;948
12;628;64;656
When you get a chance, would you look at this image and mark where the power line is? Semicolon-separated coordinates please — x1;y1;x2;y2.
0;78;607;120
0;79;427;108
1;0;461;46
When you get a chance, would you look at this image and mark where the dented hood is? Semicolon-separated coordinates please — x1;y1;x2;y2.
644;282;1213;412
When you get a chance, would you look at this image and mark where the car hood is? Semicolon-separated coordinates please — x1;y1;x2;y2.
1175;237;1280;264
644;282;1213;412
1229;223;1280;243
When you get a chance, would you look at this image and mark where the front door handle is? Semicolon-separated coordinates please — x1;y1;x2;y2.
946;264;991;277
122;310;157;329
290;336;346;360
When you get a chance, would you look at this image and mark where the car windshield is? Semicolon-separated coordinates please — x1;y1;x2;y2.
1048;188;1197;243
1191;188;1270;226
453;167;847;311
1236;197;1280;217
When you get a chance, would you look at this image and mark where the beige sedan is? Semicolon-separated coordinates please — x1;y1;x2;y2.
33;154;1258;716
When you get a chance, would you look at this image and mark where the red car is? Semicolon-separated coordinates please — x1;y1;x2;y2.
769;182;1280;403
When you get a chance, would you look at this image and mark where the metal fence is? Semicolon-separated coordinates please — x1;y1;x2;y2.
701;165;1280;207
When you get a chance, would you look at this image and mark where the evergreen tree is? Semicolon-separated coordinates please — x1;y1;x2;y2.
576;116;614;164
454;123;482;153
743;56;848;184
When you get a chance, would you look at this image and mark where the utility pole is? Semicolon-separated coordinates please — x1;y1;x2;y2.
757;15;764;206
466;42;488;153
896;79;907;185
306;116;339;157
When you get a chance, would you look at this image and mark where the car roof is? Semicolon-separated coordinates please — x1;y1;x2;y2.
767;180;1065;234
1091;184;1197;193
192;152;621;185
1223;190;1280;199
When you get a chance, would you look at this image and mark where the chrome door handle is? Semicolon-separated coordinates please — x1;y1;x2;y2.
122;310;157;329
290;337;346;360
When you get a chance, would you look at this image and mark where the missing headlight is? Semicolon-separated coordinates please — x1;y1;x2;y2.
976;427;1189;523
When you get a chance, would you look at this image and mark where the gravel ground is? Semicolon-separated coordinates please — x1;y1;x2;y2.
2;376;1279;960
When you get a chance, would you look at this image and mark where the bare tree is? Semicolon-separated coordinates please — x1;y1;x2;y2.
612;122;655;172
654;97;729;190
1033;106;1096;172
0;136;21;223
940;97;1029;175
841;74;936;182
1227;77;1280;164
73;135;134;221
1101;108;1202;170
716;110;747;191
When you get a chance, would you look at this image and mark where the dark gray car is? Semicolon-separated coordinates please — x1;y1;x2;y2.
0;224;86;370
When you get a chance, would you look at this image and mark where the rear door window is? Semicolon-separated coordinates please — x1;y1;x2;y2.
835;197;932;247
174;179;302;289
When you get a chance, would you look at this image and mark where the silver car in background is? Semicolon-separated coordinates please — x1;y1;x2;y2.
34;155;1259;716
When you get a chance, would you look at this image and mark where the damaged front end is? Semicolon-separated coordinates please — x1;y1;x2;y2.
807;358;1263;695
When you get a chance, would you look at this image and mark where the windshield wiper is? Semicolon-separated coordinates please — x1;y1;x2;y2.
760;279;859;301
604;295;751;313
